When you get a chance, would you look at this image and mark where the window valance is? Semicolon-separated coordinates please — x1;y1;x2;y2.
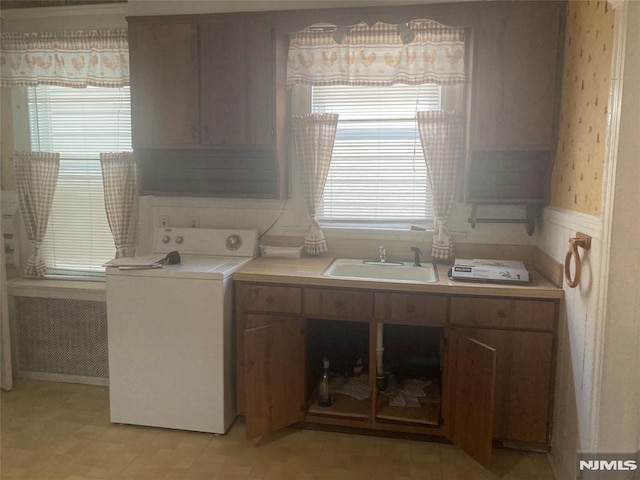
1;29;129;88
286;20;465;89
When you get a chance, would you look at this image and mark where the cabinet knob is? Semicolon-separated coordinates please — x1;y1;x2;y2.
335;300;344;309
497;310;506;318
266;295;274;304
406;304;415;313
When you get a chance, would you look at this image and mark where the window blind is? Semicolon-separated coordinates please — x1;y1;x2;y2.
311;84;440;228
27;85;132;274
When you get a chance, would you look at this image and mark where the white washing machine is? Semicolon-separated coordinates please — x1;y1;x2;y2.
106;227;257;434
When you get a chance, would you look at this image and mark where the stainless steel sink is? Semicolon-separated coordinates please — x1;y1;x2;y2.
322;258;438;284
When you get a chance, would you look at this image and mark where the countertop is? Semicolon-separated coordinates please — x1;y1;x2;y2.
234;257;564;300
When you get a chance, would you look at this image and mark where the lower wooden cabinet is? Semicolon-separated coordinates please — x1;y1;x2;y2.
236;282;558;468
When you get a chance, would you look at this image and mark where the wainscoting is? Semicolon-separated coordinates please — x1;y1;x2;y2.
537;207;603;480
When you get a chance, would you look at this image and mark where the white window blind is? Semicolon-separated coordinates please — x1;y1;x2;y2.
311;84;441;228
27;85;132;274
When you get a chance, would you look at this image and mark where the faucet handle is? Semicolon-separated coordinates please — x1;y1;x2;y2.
379;245;387;263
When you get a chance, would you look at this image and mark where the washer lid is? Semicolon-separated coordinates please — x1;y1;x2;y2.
106;255;253;279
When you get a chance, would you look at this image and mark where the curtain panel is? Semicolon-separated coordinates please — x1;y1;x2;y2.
0;213;12;391
100;152;138;258
286;20;465;88
0;29;129;88
292;113;339;255
417;111;465;261
13;151;60;277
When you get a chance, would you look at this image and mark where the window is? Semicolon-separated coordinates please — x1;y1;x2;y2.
27;85;132;275
310;84;442;229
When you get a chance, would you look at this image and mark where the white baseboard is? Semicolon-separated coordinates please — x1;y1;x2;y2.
17;371;108;387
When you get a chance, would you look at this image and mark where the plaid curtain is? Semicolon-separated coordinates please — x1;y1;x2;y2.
292;113;339;255
287;20;465;88
13;151;60;277
100;152;138;258
1;29;129;88
417;112;465;261
0;208;12;390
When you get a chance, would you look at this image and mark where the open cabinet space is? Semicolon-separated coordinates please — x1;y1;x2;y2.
374;324;442;429
305;318;371;423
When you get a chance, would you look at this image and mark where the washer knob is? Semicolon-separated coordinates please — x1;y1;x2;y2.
226;234;242;251
162;235;171;244
175;236;184;244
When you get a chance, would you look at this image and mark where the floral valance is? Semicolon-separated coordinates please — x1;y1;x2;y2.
286;20;465;89
1;29;129;88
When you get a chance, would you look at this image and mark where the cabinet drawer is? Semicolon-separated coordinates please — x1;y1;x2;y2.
450;297;555;331
239;285;302;314
304;288;372;321
374;293;447;326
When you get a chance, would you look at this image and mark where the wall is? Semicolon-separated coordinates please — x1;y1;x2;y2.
550;0;614;215
595;0;640;453
540;1;614;477
1;1;543;260
539;1;639;479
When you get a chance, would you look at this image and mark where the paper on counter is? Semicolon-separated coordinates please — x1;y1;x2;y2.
104;254;167;269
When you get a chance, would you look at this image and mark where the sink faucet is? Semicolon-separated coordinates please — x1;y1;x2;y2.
379;245;387;263
411;246;422;267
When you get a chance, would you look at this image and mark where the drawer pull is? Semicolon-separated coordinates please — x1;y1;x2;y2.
497;310;506;318
266;295;274;304
335;300;344;309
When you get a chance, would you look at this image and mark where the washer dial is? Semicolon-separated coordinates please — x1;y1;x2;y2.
225;234;242;251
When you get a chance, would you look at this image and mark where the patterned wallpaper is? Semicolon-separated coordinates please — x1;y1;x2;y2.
550;0;615;215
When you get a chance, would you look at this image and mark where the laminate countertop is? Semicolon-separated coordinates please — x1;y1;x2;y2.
233;256;564;300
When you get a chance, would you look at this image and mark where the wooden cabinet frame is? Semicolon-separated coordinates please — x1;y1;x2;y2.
236;282;558;467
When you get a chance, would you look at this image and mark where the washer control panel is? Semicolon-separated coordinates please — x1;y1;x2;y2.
152;228;258;257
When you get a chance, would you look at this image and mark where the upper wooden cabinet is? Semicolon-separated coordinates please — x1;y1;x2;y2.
128;21;199;147
470;4;563;150
127;14;288;198
464;3;564;212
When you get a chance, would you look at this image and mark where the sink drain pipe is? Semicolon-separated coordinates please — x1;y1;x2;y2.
376;323;384;376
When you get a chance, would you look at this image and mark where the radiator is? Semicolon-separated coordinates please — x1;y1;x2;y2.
14;296;109;379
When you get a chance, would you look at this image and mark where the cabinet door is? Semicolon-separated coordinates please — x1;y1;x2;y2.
244;317;305;439
444;332;496;468
456;327;553;444
199;17;273;147
471;4;562;148
128;20;199;148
